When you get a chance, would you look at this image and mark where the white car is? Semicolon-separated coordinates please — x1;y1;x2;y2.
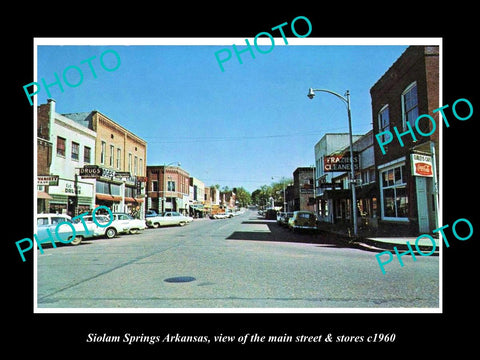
111;213;147;234
36;213;97;245
146;211;193;228
82;214;129;239
211;212;232;219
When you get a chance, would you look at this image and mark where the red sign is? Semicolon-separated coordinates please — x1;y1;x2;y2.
411;154;433;177
415;163;432;176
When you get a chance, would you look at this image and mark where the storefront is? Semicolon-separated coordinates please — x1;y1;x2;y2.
48;177;95;216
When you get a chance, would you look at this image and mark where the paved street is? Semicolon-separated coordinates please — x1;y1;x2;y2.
37;209;439;310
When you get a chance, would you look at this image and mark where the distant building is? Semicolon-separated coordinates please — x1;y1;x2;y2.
292;167;315;212
146;165;190;215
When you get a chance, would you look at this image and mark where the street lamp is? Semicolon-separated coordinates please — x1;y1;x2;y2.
163;161;181;212
307;87;358;236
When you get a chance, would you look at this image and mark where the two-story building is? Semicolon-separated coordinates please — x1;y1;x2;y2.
146;165;190;214
314;133;362;223
64;109;147;217
37;99;97;216
292;167;315;212
370;45;440;235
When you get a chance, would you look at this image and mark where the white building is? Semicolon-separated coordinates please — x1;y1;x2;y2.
314;133;362;223
44;99;97;216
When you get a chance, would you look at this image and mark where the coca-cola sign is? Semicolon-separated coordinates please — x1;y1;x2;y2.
411;153;433;177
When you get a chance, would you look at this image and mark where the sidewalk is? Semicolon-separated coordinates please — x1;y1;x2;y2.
316;222;439;255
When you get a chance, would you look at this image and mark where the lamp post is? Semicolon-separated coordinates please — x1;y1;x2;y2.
307;88;358;236
163;161;181;213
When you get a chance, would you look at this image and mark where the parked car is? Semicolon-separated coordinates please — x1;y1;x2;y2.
36;213;96;245
280;212;294;227
111;213;147;234
146;209;159;218
265;209;277;220
288;211;318;232
146;211;193;228
210;212;233;219
81;214;129;239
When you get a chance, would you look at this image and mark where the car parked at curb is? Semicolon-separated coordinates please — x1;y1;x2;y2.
279;212;294;227
146;211;193;228
111;213;147;234
36;213;96;246
82;214;129;239
288;211;318;232
146;209;159;218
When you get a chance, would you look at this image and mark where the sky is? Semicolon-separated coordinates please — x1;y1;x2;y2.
36;39;410;193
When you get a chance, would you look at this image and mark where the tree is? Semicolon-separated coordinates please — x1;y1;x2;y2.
234;187;251;207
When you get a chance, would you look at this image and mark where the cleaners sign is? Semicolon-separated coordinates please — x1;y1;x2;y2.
411;153;433;177
323;153;359;172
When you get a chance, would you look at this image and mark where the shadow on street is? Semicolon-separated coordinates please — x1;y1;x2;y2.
225;217;353;249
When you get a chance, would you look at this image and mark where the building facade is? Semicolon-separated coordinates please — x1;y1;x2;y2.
314;133;362;223
292;167;315;212
370;45;440;235
64;109;147;217
146;165;190;214
37;99;97;216
331;130;378;232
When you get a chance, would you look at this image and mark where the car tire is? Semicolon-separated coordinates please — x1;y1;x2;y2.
152;222;160;228
129;229;139;234
105;227;117;239
70;235;83;246
179;221;186;226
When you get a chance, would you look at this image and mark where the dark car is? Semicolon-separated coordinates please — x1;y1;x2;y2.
288;211;318;232
280;212;294;227
265;209;277;220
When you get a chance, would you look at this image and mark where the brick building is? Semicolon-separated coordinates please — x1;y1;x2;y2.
146;165;190;214
292;167;315;212
370;45;440;235
64;109;147;217
37;102;53;213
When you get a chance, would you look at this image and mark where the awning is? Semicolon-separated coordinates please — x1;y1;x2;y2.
37;191;53;199
124;197;145;203
96;194;122;202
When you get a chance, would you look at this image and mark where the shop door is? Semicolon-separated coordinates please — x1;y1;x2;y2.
416;177;430;233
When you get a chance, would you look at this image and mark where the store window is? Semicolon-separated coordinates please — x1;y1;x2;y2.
100;141;106;164
380;164;408;219
71;142;79;161
84;146;91;163
57;136;66;156
402;82;418;130
378;105;391;143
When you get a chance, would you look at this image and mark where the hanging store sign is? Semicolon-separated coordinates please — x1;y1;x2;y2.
411;153;433;177
80;165;102;178
37;175;59;186
323;153;359;172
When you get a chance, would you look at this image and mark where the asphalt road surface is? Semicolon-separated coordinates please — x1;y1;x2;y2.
36;209;439;310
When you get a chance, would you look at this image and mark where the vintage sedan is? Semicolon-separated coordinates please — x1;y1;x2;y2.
110;213;147;234
36;213;97;245
81;214;129;239
287;211;318;232
146;211;193;228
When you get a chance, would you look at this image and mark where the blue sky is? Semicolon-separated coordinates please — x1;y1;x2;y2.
36;41;409;192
